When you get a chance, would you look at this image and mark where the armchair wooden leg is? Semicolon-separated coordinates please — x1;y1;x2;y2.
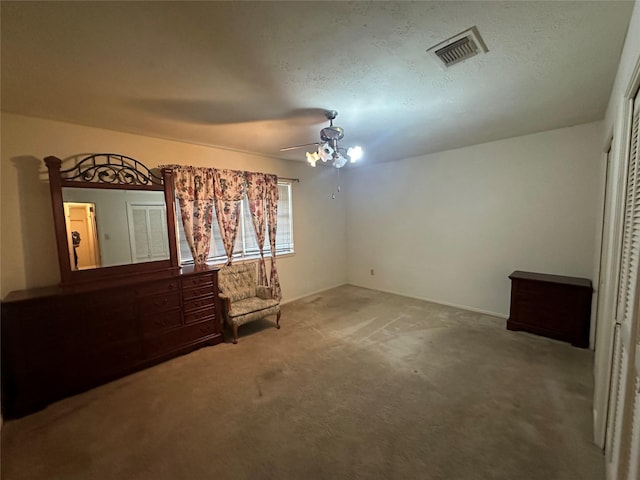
276;310;281;329
232;323;238;344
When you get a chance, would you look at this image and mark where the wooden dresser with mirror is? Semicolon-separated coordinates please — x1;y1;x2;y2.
1;154;222;419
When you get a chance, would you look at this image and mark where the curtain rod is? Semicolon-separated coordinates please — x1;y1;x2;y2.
280;176;300;183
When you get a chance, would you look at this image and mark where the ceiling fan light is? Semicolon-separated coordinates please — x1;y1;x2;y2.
334;152;347;169
298;111;362;169
318;143;334;162
347;146;363;162
306;151;320;167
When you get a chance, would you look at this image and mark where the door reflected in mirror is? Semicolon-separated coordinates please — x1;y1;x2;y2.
64;202;101;270
62;188;170;270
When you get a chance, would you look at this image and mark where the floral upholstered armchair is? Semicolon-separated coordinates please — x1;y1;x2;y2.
217;262;281;344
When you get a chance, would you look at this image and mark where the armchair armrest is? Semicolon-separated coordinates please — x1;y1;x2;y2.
256;285;273;299
218;293;232;313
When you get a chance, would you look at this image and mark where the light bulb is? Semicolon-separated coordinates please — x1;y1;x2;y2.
334;153;347;168
306;151;319;167
347;146;363;162
318;143;334;162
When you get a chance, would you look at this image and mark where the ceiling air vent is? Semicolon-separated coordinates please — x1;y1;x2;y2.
427;26;488;68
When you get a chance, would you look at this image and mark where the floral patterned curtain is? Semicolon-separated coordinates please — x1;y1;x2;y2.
172;166;215;267
245;172;268;285
265;174;281;300
213;169;246;265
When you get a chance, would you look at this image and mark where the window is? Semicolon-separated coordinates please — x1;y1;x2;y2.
176;182;293;265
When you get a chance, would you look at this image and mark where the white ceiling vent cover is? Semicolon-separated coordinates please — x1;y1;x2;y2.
427;26;488;68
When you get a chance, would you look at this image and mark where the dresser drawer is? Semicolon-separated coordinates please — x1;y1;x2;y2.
183;295;215;313
27;316;86;352
182;274;214;289
515;303;569;335
139;291;181;313
141;308;182;333
182;320;217;343
85;288;136;308
25;341;86;375
91;303;137;325
23;349;91;398
136;280;179;297
182;285;216;301
184;306;216;324
7;297;70;321
90;341;143;378
143;330;182;359
87;316;139;346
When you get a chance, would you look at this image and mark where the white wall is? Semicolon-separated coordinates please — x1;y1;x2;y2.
0;113;348;301
346;121;603;317
604;1;640;132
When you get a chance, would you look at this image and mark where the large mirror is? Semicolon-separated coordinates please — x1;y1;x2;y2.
61;188;169;270
45;154;179;287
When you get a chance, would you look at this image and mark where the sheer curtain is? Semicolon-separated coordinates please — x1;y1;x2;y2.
172;166;215;267
213;169;246;265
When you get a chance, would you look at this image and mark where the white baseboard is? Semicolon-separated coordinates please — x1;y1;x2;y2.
282;282;508;319
346;282;508;319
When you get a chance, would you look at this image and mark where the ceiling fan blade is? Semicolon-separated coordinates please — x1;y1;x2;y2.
279;142;318;152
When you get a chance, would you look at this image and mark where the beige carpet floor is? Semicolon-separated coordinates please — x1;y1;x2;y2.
1;285;604;480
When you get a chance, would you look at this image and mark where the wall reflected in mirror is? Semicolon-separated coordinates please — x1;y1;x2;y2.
62;188;170;270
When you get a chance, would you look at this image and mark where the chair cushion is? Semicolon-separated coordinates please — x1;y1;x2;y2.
219;263;257;302
227;297;280;327
229;296;279;318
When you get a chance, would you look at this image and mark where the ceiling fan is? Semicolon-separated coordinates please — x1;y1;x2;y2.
280;110;363;168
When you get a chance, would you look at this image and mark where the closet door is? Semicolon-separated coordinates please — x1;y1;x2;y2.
628;90;640;477
607;89;640;480
127;203;170;263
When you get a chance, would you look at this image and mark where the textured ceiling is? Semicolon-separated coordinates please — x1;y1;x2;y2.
1;1;634;165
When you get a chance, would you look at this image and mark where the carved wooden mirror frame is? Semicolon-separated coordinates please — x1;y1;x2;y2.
45;153;179;288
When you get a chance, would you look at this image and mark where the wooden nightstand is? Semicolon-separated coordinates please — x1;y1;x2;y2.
507;271;593;348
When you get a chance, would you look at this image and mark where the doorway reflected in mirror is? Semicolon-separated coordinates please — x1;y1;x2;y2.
64;202;101;270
